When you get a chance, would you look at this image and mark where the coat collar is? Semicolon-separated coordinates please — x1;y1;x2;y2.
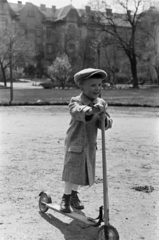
79;92;98;106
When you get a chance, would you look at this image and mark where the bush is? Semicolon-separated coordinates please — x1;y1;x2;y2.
40;80;53;89
47;54;72;89
137;73;149;84
115;73;130;84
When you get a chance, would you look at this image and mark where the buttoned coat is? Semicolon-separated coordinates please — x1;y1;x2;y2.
62;93;110;186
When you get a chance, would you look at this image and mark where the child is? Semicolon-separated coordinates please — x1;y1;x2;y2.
60;68;113;213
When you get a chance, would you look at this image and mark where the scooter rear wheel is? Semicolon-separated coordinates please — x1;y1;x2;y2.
97;225;119;240
39;192;52;213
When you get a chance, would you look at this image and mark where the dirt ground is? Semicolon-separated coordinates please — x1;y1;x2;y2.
0;106;159;240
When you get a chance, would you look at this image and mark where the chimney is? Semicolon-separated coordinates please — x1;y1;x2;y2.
18;1;22;7
106;8;112;17
40;4;46;11
85;6;91;14
52;5;56;13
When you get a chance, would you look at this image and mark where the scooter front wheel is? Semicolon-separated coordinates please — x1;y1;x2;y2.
39;191;52;213
97;225;119;240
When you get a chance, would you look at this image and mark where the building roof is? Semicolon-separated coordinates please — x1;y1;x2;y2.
9;2;77;22
0;1;19;18
55;5;75;20
8;1;130;27
9;2;24;12
37;6;55;20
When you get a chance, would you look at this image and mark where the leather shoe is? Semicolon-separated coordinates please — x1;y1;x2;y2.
60;194;71;213
70;191;84;210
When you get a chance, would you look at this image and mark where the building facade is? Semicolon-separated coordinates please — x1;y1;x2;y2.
0;1;100;72
0;0;158;82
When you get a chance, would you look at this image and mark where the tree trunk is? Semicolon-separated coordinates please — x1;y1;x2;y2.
156;73;159;87
153;66;159;87
61;79;65;89
0;62;7;87
97;46;100;68
130;56;138;88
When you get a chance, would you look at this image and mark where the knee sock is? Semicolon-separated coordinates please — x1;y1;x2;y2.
72;184;79;192
64;181;73;195
63;182;80;196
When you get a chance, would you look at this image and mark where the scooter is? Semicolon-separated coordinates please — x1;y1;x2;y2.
39;112;119;240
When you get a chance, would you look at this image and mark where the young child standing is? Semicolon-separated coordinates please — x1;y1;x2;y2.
60;68;113;213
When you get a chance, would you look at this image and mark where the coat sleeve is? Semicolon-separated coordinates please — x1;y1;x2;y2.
96;100;113;130
69;97;94;122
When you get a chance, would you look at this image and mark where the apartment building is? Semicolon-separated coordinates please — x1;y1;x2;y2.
0;1;100;70
1;0;157;80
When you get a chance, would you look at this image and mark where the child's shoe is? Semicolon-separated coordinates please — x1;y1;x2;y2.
60;194;72;213
70;190;84;210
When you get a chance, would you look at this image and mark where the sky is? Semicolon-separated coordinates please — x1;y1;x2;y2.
9;0;89;9
8;0;129;10
9;0;158;11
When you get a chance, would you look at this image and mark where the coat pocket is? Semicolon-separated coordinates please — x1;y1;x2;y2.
65;145;83;167
68;145;83;153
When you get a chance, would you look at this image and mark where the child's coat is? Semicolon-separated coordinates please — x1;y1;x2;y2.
62;93;109;186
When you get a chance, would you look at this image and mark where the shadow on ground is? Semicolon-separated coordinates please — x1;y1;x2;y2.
39;212;99;240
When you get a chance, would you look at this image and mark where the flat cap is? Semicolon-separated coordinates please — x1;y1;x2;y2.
74;68;107;85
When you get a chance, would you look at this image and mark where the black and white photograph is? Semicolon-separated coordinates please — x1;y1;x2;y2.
0;0;159;239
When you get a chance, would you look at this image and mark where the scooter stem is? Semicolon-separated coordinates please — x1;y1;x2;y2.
101;112;109;226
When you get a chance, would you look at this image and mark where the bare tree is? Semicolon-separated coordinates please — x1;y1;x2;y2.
88;0;148;88
78;36;96;69
142;9;159;86
91;33;105;69
0;22;36;86
50;25;80;71
104;44;118;84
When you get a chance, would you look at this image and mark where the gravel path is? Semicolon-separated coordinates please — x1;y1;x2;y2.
0;106;159;240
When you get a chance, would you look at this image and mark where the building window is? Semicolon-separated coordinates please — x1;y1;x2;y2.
68;10;77;21
28;10;34;18
46;28;52;38
67;24;75;34
68;43;75;50
36;28;43;37
70;11;76;19
88;29;95;37
36;44;43;53
20;26;27;35
46;44;53;54
0;17;7;29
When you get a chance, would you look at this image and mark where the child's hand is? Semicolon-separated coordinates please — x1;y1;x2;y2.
98;114;113;129
87;103;108;116
107;118;113;128
92;103;105;114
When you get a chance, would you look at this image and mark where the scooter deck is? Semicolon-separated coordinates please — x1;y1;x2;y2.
44;203;98;226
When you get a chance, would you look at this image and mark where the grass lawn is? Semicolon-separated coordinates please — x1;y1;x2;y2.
0;87;159;107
